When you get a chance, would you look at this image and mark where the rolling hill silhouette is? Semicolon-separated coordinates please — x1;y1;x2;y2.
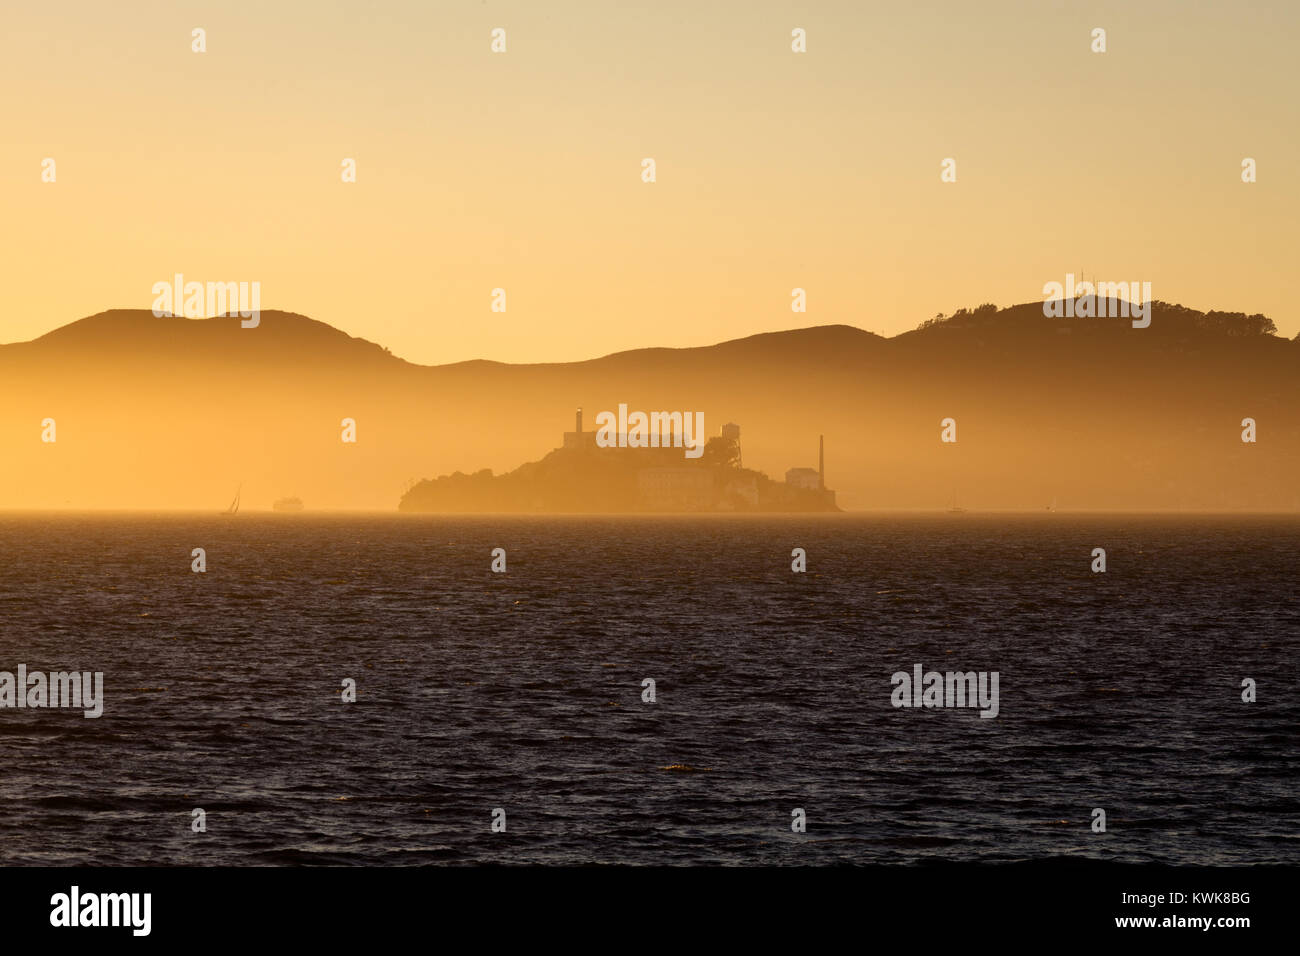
1;303;1295;511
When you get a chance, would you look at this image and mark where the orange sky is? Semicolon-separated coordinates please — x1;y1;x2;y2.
3;0;1296;365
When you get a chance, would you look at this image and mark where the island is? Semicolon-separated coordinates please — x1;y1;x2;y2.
398;412;839;513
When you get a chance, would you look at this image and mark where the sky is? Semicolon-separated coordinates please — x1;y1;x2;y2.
3;0;1297;365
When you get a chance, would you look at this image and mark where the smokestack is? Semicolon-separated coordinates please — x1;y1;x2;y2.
576;407;582;434
819;434;825;490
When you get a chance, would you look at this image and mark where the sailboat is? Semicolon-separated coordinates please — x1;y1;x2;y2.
947;489;966;514
221;484;242;515
1046;496;1057;513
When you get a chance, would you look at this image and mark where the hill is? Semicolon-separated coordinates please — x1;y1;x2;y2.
0;302;1295;511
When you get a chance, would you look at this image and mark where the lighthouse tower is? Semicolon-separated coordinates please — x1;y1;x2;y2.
563;407;590;450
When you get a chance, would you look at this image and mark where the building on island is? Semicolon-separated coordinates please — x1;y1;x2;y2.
399;412;840;513
784;467;821;490
636;467;714;510
555;409;836;511
784;435;836;507
563;407;598;450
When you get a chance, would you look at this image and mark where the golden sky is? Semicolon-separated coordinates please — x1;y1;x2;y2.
3;0;1296;365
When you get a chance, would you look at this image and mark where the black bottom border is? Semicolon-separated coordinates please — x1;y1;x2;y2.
5;861;1287;942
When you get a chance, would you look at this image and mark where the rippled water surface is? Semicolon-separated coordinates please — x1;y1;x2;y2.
0;513;1296;865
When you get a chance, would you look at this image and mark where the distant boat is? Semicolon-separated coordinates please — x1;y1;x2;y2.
221;484;241;515
1046;496;1057;513
947;489;966;514
273;496;304;513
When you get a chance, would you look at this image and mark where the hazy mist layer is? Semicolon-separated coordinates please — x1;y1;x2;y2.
1;303;1295;512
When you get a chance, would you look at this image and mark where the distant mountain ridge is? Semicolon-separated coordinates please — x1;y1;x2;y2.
0;301;1295;511
4;300;1288;367
3;309;404;367
2;309;889;368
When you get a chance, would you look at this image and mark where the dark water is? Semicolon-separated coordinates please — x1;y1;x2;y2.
0;513;1296;866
